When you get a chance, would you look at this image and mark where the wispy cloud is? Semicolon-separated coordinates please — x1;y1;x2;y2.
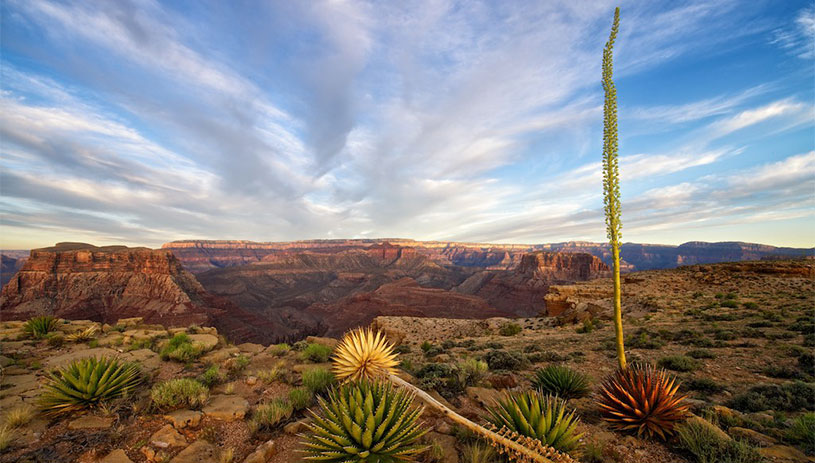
770;5;815;59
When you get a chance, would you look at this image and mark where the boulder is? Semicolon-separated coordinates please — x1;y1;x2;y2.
759;445;812;462
188;334;219;351
165;410;203;429
68;415;114;430
466;387;501;408
305;336;338;349
150;424;187;448
242;439;276;463
237;343;264;354
200;347;240;364
729;427;777;447
169;441;218;463
98;449;134;463
203;395;248;421
284;419;309;434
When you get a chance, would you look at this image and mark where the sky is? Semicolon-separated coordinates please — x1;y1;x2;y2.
0;0;813;250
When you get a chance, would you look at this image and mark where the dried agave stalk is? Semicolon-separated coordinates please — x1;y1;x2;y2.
332;328;563;463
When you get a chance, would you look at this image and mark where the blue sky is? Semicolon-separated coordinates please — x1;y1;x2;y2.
1;0;813;249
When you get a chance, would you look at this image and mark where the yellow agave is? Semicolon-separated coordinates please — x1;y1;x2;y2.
332;327;398;382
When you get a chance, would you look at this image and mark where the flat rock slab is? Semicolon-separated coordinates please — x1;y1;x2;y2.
729;426;777;447
165;410;203;429
203;395;248;421
188;334;218;351
151;424;188;448
123;348;162;372
68;415;113;430
200;347;240;364
465;387;501;408
169;440;218;463
305;336;338;349
0;374;39;399
758;445;812;462
99;449;134;463
237;343;264;354
45;348;119;368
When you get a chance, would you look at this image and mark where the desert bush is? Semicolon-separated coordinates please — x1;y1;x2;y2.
658;355;701;372
301;366;336;394
498;322;522;336
457;339;476;349
626;329;665;349
484;341;504;349
720;300;739;309
47;334;64;347
484;349;525;370
251;398;293;431
66;325;98;343
160;333;204;362
486;391;582;453
728;381;815;413
288;387;313;411
460;442;497;463
713;330;737;341
23;316;58;339
677;418;763;463
301;343;332;363
459;358;488;387
255;366;283;384
424;346;445;357
268;343;290;356
743;302;759;310
39;356;141;416
799;353;815;376
441;340;456;350
576;318;597;334
683;378;726;394
393;344;411;354
532;365;590;399
420;341;434;352
764;365;802;379
151;378;208;410
199;365;224;387
786;413;815;455
3;405;34;429
0;425;12;452
687;349;715;359
804;333;815;348
301;379;427;462
225;354;250;374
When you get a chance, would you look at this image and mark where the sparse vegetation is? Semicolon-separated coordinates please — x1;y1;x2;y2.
301;366;336;394
728;381;815;413
786;413;815;455
23;316;58;339
460;442;497;463
498;322;522;336
288;387;313;410
251;398;292;431
532;365;590;399
39;356;142;416
199;364;224;387
658;355;700;372
676;418;763;463
484;349;525;370
3;405;35;429
459;358;489;387
66;325;98;342
269;343;290;356
301;342;332;363
160;333;204;362
151;378;209;410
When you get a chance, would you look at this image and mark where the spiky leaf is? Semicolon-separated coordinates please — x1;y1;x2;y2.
486;391;583;453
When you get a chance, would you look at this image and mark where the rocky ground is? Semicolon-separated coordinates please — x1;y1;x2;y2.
0;259;813;462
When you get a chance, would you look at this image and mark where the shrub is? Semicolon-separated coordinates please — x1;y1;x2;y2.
484;350;525;370
151;378;209;410
199;365;223;387
288;387;313;411
301;343;332;363
498;322;522;336
683;378;726;394
441;340;456;350
597;365;689;439
301;367;336;394
626;330;665;349
255;367;283;384
160;333;204;363
0;425;12;452
251;398;292;431
3;405;34;429
720;300;739;309
393;344;411;354
460;442;497;463
268;343;290;356
292;340;308;351
728;381;815;413
23;316;58;339
658;355;701;372
799;353;815;376
420;341;434;352
424;346;444;358
47;334;64;348
687;349;715;359
39;356;142;416
764;365;802;379
486;391;582;453
484;341;503;349
786;413;815;455
676;418;763;463
532;365;590;399
743;302;759;310
576;318;596;334
301;379;427;462
228;354;250;373
459;358;488;387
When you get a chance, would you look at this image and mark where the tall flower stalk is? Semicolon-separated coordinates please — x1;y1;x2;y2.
602;7;626;370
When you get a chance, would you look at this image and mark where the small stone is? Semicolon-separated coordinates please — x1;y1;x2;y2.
237;343;264;354
729;427;777;447
164;410;203;429
141;446;156;462
99;449;134;463
151;424;188;448
242;439;276;463
169;441;218;463
203;395;248;421
434;420;452;435
245;376;258;386
68;415;113;430
284;419;308;434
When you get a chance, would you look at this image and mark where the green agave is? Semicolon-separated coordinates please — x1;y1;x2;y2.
532;365;591;399
23;316;58;339
486;391;583;453
301;379;427;462
39;356;142;416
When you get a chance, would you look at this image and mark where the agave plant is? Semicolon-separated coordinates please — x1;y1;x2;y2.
39;356;142;416
23;316;58;339
597;364;689;439
301;378;427;462
66;325;98;343
532;365;590;400
486;391;583;453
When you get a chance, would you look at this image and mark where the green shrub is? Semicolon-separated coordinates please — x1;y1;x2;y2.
532;365;590;399
677;418;763;463
23;316;58;339
764;365;802;379
420;341;434;352
151;378;209;410
687;349;715;359
268;343;290;356
441;340;456;350
199;365;223;387
683;378;726;394
658;355;701;372
301;343;332;363
251;398;292;431
458;358;488;387
484;341;503;349
228;354;250;373
460;442;497;463
626;330;665;349
393;344;411;354
39;356;142;416
713;330;737;341
743;302;759;310
498;322;521;336
47;334;64;347
160;333;204;362
486;391;582;452
576;318;597;334
288;387;313;411
728;381;815;412
484;350;525;370
786;413;815;455
301;367;336;394
720;300;739;309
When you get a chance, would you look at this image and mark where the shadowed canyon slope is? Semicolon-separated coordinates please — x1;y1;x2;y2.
162;239;813;273
0;243;288;344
